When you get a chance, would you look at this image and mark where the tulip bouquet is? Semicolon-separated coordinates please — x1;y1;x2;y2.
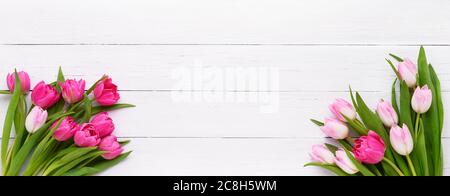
0;67;134;176
306;47;444;176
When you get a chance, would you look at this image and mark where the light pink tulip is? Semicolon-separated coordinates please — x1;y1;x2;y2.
335;149;359;174
376;100;398;127
90;112;115;138
25;106;48;134
411;85;432;114
309;144;335;164
99;135;123;160
74;123;101;147
390;124;414;156
329;99;356;122
60;79;85;104
353;131;386;164
6;71;30;94
94;77;120;106
31;81;60;109
397;59;417;88
320;118;349;140
52;117;79;142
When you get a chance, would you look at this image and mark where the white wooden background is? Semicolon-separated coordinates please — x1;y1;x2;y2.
1;0;450;175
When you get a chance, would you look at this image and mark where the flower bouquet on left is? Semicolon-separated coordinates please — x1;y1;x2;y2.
0;67;135;176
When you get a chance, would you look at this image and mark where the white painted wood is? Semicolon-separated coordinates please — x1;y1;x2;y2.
0;0;449;44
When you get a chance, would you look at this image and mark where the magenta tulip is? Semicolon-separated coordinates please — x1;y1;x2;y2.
390;124;414;156
411;85;432;114
329;99;356;122
309;144;335;164
31;81;60;109
60;79;85;104
94;77;120;106
90;112;115;138
335;149;359;174
99;135;124;160
6;71;30;94
397;59;417;88
320;118;349;140
376;100;398;127
52;117;79;142
353;131;386;164
25;106;48;134
74;123;101;147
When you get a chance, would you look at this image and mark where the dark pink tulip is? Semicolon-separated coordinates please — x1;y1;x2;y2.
6;71;30;94
94;77;120;106
99;135;123;160
353;131;386;164
91;112;115;138
52;117;79;142
74;123;101;147
60;79;85;104
31;81;60;109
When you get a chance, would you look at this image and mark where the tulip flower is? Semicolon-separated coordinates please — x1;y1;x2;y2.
94;77;120;106
99;135;124;160
320;118;349;140
376;100;398;127
52;117;79;142
60;79;85;104
353;131;386;164
90;112;115;138
411;85;432;114
390;124;414;156
31;81;60;109
335;149;359;174
309;144;335;164
25;106;48;134
397;59;417;88
6;71;30;94
74;123;101;147
329;99;356;122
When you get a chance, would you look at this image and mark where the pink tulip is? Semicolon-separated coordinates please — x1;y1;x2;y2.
25;106;48;134
74;123;101;147
329;99;356;122
309;144;335;164
90;112;115;138
60;79;85;104
52;117;79;142
376;100;398;127
390;124;414;156
94;77;120;106
411;85;432;114
99;135;123;160
320;118;349;140
335;149;359;174
6;71;30;94
31;81;60;109
353;131;386;164
397;59;417;88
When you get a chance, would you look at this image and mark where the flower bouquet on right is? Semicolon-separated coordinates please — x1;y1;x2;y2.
306;47;444;176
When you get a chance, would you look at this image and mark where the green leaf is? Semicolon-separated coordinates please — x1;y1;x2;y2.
399;81;414;133
51;151;104;176
310;119;324;126
386;59;401;79
304;162;349;176
429;65;443;132
81;94;92;123
355;92;387;140
0;90;10;94
64;151;132;176
43;147;97;176
391;79;400;115
119;140;131;146
343;116;368;135
414;119;429;175
324;143;338;154
86;75;108;95
342;148;375;176
10;95;27;158
389;53;404;62
92;103;136;115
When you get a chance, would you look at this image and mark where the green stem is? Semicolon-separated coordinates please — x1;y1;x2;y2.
383;158;405;176
414;113;420;141
345;137;354;145
406;155;417;176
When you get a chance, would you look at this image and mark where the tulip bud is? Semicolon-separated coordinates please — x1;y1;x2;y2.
99;135;124;160
320;118;349;140
329;99;356;122
390;124;414;156
397;59;417;88
74;123;101;147
52;117;79;142
411;85;432;114
31;81;60;109
353;131;386;164
309;144;335;164
90;112;115;138
60;79;85;104
94;77;120;106
376;100;398;127
25;106;48;134
6;71;30;94
335;149;359;174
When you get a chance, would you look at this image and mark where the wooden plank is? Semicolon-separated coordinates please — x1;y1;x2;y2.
1;45;450;92
0;0;449;44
